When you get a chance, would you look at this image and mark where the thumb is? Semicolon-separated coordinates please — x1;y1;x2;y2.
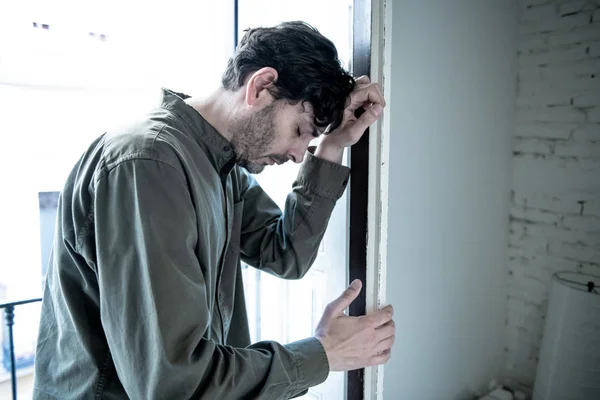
354;103;383;133
330;279;362;315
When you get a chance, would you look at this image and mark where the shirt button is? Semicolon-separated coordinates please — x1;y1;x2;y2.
224;146;231;152
342;180;348;186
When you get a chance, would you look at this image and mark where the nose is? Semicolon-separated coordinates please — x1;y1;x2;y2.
288;147;306;164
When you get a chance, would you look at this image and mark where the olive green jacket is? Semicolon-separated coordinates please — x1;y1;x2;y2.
33;89;350;399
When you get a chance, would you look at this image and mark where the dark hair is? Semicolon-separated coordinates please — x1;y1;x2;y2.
221;21;355;133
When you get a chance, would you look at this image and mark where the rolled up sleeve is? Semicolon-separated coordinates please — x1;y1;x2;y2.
239;150;351;279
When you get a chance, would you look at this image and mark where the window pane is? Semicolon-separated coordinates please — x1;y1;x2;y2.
0;1;232;397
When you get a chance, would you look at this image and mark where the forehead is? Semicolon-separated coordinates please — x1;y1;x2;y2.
282;101;326;134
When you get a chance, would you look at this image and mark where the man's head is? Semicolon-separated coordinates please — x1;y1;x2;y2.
221;21;355;173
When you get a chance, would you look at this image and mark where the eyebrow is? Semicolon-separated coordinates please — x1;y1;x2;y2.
311;126;320;138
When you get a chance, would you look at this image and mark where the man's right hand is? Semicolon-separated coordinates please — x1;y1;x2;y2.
314;279;395;371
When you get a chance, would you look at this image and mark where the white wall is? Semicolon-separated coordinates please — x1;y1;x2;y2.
505;0;600;388
381;1;517;398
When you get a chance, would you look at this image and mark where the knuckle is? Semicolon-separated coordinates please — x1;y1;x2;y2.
358;315;371;326
364;315;377;327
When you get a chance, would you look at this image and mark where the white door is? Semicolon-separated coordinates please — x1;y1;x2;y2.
238;2;353;398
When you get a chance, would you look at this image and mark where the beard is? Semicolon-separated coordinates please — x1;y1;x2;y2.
229;103;282;174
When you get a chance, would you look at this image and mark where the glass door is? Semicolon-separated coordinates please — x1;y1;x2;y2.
237;1;354;398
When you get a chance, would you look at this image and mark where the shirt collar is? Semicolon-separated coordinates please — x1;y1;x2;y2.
158;88;236;177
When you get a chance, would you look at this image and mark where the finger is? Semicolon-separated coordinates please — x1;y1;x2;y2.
355;75;370;86
353;103;383;133
371;83;386;107
348;84;385;113
374;335;395;354
369;349;392;366
375;320;395;340
366;304;393;328
328;279;362;315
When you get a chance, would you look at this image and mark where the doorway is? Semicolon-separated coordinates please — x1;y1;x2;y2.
237;1;353;398
236;1;372;399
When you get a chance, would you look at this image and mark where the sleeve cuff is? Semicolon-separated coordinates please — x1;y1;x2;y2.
296;148;351;200
284;337;330;394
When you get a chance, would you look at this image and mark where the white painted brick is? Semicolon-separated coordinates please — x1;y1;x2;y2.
521;4;557;22
588;107;600;122
518;59;600;82
527;222;600;251
517;92;596;112
508;274;550;303
517;86;563;103
590;42;600;57
570;124;600;141
521;4;558;20
577;262;600;275
562;214;600;232
547;24;600;46
514;122;576;139
516;106;588;123
524;261;554;285
517;43;590;65
519;11;593;35
587;201;600;217
549;241;600;263
553;139;600;158
521;0;554;8
522;253;578;274
552;11;594;30
517;35;549;53
519;77;600;95
507;298;546;330
513;156;600;194
572;92;600;107
510;217;528;237
559;1;599;15
513;190;596;217
511;206;563;224
513;137;556;155
509;234;551;255
516;92;571;107
521;223;572;245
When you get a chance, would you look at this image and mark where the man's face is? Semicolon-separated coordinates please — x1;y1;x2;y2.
230;100;321;174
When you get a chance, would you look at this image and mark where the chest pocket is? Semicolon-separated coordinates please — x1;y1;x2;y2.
217;199;244;337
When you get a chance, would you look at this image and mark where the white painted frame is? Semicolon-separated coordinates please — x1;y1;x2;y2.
364;0;392;398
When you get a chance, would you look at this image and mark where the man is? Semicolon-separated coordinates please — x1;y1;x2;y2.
34;21;394;399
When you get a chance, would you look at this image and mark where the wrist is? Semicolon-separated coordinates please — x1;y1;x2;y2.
314;142;344;165
314;335;335;370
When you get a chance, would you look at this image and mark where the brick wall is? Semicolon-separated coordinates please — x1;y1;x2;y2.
505;0;600;389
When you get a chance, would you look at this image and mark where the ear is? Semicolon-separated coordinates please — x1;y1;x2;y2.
245;67;278;107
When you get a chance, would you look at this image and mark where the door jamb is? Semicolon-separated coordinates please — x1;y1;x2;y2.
349;0;391;398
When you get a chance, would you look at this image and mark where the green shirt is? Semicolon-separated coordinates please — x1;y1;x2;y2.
33;89;351;399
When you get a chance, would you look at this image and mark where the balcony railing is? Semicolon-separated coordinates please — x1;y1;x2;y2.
0;298;42;400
